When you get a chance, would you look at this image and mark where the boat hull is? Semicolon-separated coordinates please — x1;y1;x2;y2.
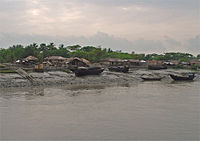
108;66;129;73
74;67;104;77
141;77;162;81
169;74;195;81
148;65;167;70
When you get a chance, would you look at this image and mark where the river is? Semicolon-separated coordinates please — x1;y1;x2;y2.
0;81;199;140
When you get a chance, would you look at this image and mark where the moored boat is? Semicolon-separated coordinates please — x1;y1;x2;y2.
140;74;163;81
108;66;129;73
169;73;195;81
148;65;167;70
74;67;104;77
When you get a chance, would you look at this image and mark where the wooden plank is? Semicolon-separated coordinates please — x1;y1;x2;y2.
16;68;34;82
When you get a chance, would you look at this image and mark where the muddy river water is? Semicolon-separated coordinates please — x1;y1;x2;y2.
0;81;199;140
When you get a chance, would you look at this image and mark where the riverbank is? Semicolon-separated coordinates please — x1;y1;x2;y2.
0;69;199;88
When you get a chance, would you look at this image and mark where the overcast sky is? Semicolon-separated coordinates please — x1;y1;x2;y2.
0;0;199;54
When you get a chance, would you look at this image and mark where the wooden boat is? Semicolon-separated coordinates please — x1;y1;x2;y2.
108;66;129;73
148;65;167;70
140;74;163;81
74;67;104;77
169;73;195;81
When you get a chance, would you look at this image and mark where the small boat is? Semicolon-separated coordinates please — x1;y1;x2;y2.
140;74;163;81
169;73;195;81
148;65;167;70
74;67;104;77
108;66;129;73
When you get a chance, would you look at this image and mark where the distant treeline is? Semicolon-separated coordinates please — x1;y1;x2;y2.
0;43;199;63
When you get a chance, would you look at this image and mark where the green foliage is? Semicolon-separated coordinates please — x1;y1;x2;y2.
172;64;184;69
163;52;194;61
0;43;70;63
144;52;195;61
0;64;5;68
67;45;81;51
0;45;26;63
0;43;197;64
0;70;16;73
191;64;198;70
197;54;200;59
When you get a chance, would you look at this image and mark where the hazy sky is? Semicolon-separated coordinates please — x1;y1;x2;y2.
0;0;199;54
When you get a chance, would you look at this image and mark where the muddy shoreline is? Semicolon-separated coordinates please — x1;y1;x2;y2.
0;69;199;88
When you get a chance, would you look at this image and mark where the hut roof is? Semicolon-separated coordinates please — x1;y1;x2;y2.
190;59;200;66
169;60;179;64
190;59;200;63
44;56;66;60
66;57;91;66
24;56;38;61
146;60;164;66
43;61;52;65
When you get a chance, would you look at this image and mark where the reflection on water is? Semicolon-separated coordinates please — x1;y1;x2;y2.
68;84;106;91
0;83;132;100
0;81;199;140
0;87;45;100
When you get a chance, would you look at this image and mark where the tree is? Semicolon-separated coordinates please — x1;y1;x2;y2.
39;43;47;51
197;54;200;59
67;45;81;51
47;43;57;50
59;44;64;49
0;42;197;64
24;43;39;57
80;46;97;52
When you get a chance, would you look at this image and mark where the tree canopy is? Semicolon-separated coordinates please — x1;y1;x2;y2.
0;43;198;63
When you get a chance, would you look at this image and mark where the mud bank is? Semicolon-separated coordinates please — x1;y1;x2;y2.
0;69;199;88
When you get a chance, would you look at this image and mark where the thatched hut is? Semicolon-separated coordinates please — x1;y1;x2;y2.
22;56;38;65
99;58;128;67
44;56;66;67
146;60;163;66
66;57;90;70
190;59;200;68
127;59;146;68
128;59;140;66
164;60;179;66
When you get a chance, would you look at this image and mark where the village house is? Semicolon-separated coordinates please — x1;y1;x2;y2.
44;56;66;67
22;56;38;65
127;59;146;68
163;60;179;66
36;57;90;71
190;59;200;68
99;58;128;67
66;57;90;70
169;60;179;65
146;60;163;66
146;60;168;70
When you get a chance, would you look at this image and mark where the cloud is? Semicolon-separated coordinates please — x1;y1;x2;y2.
0;0;199;54
164;36;182;46
1;32;199;55
185;35;200;53
0;0;198;38
0;32;165;54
